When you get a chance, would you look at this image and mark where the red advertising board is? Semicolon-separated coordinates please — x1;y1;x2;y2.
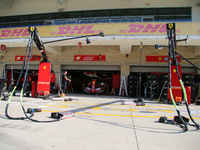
74;55;106;61
146;55;181;62
15;55;41;61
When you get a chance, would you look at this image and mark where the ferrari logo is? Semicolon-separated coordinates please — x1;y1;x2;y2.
43;66;46;69
168;24;173;29
158;57;162;61
167;23;175;30
30;27;35;32
173;69;176;73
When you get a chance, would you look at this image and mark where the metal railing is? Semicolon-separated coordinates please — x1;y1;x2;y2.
44;16;147;25
0;15;191;28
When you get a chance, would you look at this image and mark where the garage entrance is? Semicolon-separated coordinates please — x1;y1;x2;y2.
61;65;120;94
6;64;39;91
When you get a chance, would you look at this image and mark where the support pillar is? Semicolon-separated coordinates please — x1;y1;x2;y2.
0;64;3;79
194;46;200;74
120;65;130;86
52;64;61;88
52;64;61;73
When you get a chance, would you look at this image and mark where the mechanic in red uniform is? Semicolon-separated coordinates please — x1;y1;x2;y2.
50;70;56;94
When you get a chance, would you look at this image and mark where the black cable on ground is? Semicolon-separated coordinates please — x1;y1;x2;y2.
5;35;34;120
5;104;34;120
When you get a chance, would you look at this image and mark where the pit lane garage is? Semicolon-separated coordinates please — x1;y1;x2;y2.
62;65;120;95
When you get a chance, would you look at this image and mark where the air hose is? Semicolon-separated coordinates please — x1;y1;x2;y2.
5;33;60;123
5;35;34;120
167;30;188;132
20;33;59;123
171;30;200;130
20;32;60;123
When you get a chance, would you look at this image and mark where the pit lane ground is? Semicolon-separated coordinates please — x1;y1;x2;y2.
0;93;199;150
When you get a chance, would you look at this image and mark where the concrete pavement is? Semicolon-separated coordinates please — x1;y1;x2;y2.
0;93;200;150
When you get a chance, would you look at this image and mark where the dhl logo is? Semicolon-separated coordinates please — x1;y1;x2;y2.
0;25;103;38
0;29;29;37
119;24;179;33
51;25;103;35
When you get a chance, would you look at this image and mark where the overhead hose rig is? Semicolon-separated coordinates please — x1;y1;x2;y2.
5;26;104;122
155;23;199;131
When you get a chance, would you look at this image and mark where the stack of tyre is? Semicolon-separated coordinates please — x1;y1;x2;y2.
158;74;168;99
194;74;200;84
128;75;138;97
145;74;158;98
182;74;194;102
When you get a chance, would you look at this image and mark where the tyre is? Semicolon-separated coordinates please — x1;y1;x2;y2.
159;80;168;85
182;74;194;80
146;74;158;80
194;75;200;83
128;80;137;85
128;75;137;80
159;74;168;79
183;80;194;86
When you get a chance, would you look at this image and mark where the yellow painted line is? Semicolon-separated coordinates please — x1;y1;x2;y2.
45;105;175;113
46;105;58;107
70;112;200;119
112;108;138;112
45;104;179;114
144;106;174;108
92;107;102;110
57;101;175;108
75;112;172;118
62;102;125;106
42;110;162;118
76;107;137;111
46;105;69;108
46;102;174;111
58;105;69;108
42;110;59;112
42;109;200;119
77;106;102;110
148;110;174;113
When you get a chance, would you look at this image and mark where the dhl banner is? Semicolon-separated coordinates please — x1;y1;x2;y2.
0;22;200;39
